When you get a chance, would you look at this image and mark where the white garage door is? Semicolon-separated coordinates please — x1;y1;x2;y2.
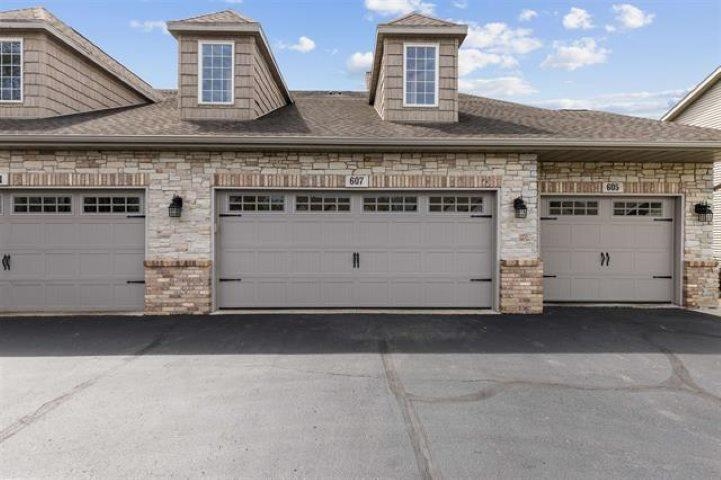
0;191;146;312
217;191;495;308
541;197;676;303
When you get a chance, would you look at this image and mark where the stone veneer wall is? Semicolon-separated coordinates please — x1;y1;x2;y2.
540;161;718;308
0;150;539;314
500;259;543;314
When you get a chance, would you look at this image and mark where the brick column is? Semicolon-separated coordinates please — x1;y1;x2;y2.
500;259;544;314
683;259;719;309
145;259;213;314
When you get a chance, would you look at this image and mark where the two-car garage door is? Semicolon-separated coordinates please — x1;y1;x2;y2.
541;197;677;303
0;191;145;312
216;191;496;309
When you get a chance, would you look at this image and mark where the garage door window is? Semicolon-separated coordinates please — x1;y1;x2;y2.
613;201;662;217
549;200;598;216
229;195;285;212
363;196;418;212
83;196;142;214
296;195;351;212
429;196;483;213
13;196;72;214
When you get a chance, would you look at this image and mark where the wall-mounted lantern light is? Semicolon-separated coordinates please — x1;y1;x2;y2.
168;195;183;218
513;197;528;219
694;202;713;223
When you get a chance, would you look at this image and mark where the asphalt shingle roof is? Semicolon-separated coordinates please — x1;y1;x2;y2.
1;91;720;145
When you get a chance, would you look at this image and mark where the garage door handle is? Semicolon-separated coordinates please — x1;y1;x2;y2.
600;252;606;266
605;252;610;267
1;255;10;271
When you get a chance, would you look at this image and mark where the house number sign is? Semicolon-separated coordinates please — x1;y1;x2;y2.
602;182;624;193
345;175;369;188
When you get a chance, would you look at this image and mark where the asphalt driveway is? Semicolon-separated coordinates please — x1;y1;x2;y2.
1;308;720;479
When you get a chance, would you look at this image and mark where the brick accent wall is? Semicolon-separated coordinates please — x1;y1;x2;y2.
684;260;719;309
145;259;213;314
500;259;543;314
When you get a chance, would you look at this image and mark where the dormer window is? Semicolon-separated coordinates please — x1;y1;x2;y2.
0;39;22;102
198;41;234;105
403;43;438;107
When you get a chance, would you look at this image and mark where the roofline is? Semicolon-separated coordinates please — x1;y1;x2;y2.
0;135;719;152
662;65;721;122
368;23;467;105
166;22;292;104
0;19;161;103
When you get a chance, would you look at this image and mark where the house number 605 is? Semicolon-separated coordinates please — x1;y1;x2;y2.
603;182;623;193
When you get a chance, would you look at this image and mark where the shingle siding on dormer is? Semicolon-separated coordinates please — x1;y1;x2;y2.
674;80;721;129
374;37;458;123
252;39;285;118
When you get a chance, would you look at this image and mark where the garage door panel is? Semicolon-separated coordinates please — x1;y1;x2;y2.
9;252;44;276
8;223;42;247
113;223;145;246
114;252;145;276
46;284;78;308
542;197;675;303
218;191;495;309
45;223;78;246
47;253;78;277
77;223;114;246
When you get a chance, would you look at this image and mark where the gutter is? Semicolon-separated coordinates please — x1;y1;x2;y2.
0;135;720;151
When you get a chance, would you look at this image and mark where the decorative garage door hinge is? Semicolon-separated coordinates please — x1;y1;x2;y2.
540;217;558;221
471;214;493;218
543;275;557;278
127;215;146;219
219;278;243;282
653;218;673;222
219;214;243;218
126;280;145;284
470;278;492;282
652;276;673;279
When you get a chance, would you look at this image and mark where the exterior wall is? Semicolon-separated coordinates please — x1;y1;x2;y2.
251;40;285;118
674;80;721;129
500;259;543;314
0;32;147;119
375;37;458;123
177;34;285;121
0;149;539;314
714;162;721;259
540;160;718;308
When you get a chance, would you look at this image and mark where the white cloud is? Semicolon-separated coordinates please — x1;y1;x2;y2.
458;49;517;76
534;89;687;118
562;7;594;30
346;51;374;73
364;0;435;16
452;0;468;9
129;20;168;34
518;9;538;22
605;24;617;32
459;76;537;99
223;0;243;4
541;38;609;71
289;36;316;53
465;22;543;55
612;4;655;29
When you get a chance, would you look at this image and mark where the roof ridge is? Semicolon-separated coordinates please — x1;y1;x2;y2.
384;11;459;26
171;9;256;24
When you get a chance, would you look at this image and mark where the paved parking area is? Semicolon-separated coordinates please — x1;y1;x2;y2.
1;308;720;479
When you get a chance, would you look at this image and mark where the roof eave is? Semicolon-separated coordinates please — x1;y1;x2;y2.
368;25;467;105
662;66;721;122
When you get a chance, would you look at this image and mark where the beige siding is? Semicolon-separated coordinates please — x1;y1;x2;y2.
374;51;386;118
0;32;147;119
178;34;285;121
376;37;458;123
252;40;285;118
715;162;721;258
675;80;721;129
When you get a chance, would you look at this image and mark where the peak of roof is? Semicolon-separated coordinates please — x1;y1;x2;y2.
170;9;256;25
0;6;160;103
662;65;721;122
384;11;460;27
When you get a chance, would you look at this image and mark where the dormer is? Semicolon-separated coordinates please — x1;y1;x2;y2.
0;7;159;119
167;10;291;121
367;13;467;123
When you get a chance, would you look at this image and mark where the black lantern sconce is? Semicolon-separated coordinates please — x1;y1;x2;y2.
168;195;183;218
694;202;713;223
513;197;528;218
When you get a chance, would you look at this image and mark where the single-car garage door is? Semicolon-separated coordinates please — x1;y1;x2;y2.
217;191;495;308
541;197;676;303
0;191;146;312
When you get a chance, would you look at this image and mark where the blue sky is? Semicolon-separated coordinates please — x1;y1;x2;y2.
6;0;720;118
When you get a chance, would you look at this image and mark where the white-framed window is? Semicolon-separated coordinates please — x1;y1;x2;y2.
198;40;234;105
403;43;439;107
0;38;23;103
13;195;72;214
82;196;142;214
549;200;599;216
613;201;663;217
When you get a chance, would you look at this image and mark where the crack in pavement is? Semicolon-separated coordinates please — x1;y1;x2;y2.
380;339;442;480
0;322;177;445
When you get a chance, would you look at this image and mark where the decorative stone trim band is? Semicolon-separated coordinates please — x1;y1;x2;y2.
684;259;718;268
214;173;502;189
144;259;213;269
8;172;149;187
501;259;542;268
540;181;680;195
